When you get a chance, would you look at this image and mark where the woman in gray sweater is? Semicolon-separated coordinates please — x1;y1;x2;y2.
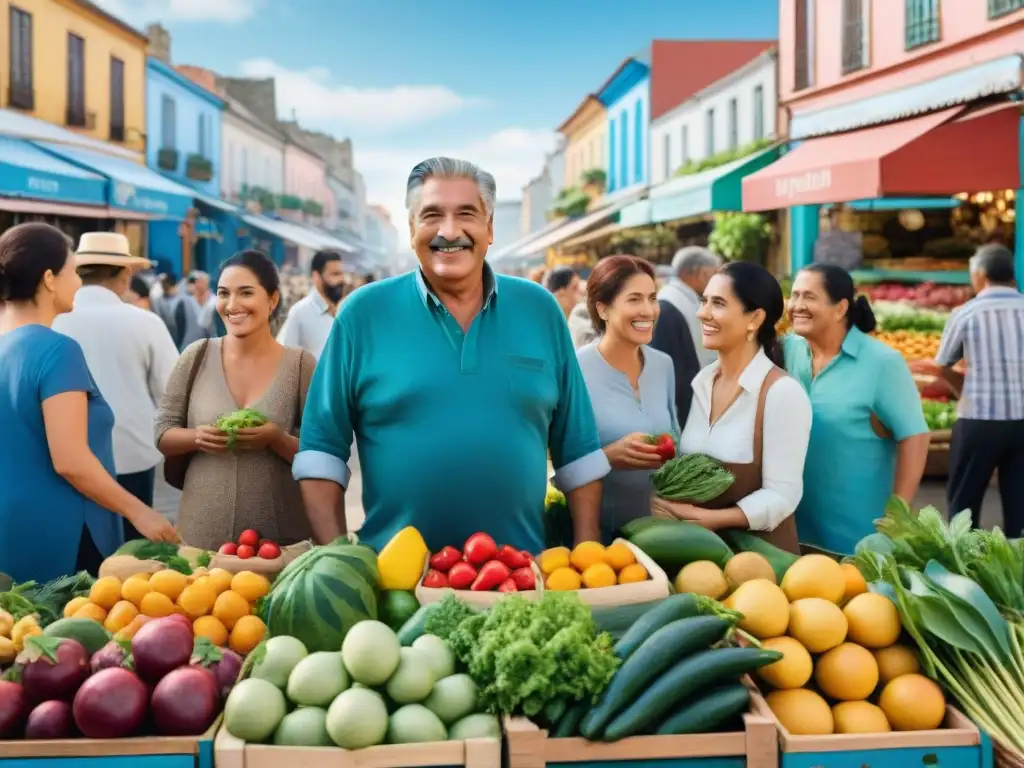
576;255;678;542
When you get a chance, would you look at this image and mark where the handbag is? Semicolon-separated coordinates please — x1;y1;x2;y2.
163;339;210;490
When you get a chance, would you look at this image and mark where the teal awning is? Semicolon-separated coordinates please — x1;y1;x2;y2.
847;196;961;211
618;199;652;228
647;147;781;224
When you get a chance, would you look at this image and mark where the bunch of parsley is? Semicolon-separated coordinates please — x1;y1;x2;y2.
447;592;619;717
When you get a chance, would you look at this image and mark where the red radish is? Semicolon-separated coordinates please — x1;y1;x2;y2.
131;617;194;683
257;541;281;559
0;680;29;738
218;542;237;555
25;700;74;739
73;668;148;739
151;666;220;735
497;578;518;593
237;529;259;548
19;637;90;703
236;544;255;560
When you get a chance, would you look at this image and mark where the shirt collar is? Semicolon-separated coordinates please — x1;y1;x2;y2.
669;279;700;303
841;325;867;359
74;285;123;307
308;289;330;314
415;262;499;311
692;347;775;399
977;286;1020;299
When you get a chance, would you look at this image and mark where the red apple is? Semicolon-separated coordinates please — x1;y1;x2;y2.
218;542;237;556
236;544;255;560
237;529;259;548
257;542;281;559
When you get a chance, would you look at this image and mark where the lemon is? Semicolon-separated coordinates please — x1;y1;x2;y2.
149;570;188;602
231;571;270;602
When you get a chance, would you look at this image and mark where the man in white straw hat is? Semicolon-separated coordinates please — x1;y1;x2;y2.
53;232;180;540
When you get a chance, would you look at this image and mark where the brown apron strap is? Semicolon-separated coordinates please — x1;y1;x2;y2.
752;366;786;466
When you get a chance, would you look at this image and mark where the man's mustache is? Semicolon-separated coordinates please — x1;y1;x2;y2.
429;235;473;249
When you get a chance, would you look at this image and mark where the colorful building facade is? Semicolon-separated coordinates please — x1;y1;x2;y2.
559;95;607;193
601;56;650;195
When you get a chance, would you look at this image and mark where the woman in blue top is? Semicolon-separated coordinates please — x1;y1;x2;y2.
0;223;178;584
576;255;678;542
784;264;930;555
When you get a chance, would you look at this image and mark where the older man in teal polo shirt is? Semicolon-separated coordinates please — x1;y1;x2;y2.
293;157;609;553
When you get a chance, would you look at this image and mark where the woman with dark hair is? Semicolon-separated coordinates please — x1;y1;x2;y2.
577;255;677;541
784;264;929;554
652;261;811;552
155;249;317;550
0;223;178;582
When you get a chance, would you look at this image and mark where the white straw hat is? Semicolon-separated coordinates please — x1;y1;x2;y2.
75;232;152;269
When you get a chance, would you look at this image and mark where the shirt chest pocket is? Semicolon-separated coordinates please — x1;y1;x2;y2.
507;354;558;420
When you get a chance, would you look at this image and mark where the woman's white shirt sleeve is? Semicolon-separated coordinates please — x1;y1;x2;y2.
736;376;812;532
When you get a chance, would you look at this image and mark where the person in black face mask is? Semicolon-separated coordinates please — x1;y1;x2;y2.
276;249;346;360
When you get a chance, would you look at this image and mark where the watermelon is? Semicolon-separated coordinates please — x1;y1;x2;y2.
265;541;379;653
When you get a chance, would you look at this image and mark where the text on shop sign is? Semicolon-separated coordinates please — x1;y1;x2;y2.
774;169;832;201
27;176;60;195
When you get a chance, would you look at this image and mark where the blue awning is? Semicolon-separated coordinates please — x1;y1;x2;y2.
242;213;330;250
0;136;107;206
194;192;240;214
34;142;195;219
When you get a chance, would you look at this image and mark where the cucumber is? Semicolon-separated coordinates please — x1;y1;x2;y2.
624;519;732;571
43;617;111;656
602;647;781;741
580;615;731;739
396;603;442;646
612;593;701;660
721;530;799;582
543;698;568;728
553;701;589;738
591;600;664;640
656;683;750;735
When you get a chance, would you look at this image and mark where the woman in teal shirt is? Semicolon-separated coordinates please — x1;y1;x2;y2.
784;265;930;555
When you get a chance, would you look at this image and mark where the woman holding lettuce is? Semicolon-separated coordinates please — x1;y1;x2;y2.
155;250;316;551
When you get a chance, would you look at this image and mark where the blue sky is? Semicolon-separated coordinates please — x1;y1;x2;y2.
95;0;777;243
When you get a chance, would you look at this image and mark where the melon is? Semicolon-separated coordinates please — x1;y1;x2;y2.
265;542;378;653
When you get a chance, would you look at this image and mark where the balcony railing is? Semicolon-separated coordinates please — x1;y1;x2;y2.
842;18;866;73
905;0;941;50
157;147;179;171
988;0;1022;17
8;82;33;111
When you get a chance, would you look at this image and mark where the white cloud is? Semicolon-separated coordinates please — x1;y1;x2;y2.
358;128;561;251
91;0;259;23
238;59;478;131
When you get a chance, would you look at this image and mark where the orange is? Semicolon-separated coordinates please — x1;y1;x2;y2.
618;563;649;584
115;615;152;641
230;571;270;602
840;563;868;603
207;569;234;594
89;577;123;610
150;570;188;602
546;567;582;591
140;591;176;618
229;615;266;655
63;596;91;618
103;600;139;633
603;542;636;571
193;615;229;646
177;583;216;620
581;562;617;589
121;576;153;609
73;602;108;623
212;589;250;630
569;541;606;572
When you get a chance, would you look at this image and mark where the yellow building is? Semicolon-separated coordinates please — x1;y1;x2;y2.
558;95;607;193
0;0;147;156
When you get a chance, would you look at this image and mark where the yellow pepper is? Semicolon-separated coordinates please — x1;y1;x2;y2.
0;608;13;637
11;614;41;652
377;527;429;591
0;636;15;664
537;547;570;576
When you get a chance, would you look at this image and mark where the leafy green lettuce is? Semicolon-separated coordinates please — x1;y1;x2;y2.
216;408;269;449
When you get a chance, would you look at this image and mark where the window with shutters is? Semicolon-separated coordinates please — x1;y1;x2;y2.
842;0;868;74
753;85;765;140
161;95;176;149
794;0;814;91
109;57;125;141
728;98;738;150
988;0;1023;17
8;6;33;110
66;33;86;126
905;0;940;50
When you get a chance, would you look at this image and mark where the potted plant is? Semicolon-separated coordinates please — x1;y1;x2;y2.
157;147;179;171
301;198;324;218
277;194;302;211
580;168;606;202
185;154;213;182
551;187;591;219
708;212;773;263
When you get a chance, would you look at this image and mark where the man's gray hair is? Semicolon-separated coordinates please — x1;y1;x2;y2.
671;246;721;277
405;157;497;219
970;243;1015;284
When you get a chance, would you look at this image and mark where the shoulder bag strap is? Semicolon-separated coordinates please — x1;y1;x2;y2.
295;350;309;432
183;339;211;427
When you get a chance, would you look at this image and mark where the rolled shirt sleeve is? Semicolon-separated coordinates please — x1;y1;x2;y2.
549;324;610;492
934;309;965;368
292;320;353;487
874;351;929;441
737;377;812;532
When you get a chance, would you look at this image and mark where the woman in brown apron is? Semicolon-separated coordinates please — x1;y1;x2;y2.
651;263;812;554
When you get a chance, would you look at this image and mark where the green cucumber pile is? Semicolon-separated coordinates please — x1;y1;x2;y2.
652;454;735;503
538;593;781;740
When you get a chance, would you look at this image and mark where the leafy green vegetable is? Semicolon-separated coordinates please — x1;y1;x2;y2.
195;551;212;568
423;594;478;640
921;399;957;431
119;542;193;575
216;408;269;448
0;571;95;625
446;592;619;717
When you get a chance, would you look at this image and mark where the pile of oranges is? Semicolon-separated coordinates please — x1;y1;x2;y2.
63;567;270;655
871;330;941;362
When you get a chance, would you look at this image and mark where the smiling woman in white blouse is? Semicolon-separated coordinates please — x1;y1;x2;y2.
651;262;811;552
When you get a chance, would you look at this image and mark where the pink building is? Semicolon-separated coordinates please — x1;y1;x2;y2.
743;0;1023;276
282;137;336;227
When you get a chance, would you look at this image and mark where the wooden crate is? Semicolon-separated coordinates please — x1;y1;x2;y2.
0;716;218;768
503;712;778;768
214;726;501;768
750;692;991;768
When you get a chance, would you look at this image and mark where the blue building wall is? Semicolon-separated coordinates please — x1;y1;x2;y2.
599;60;650;195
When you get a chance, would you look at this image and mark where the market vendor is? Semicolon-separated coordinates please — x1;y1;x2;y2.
784;264;929;555
293;157;609;553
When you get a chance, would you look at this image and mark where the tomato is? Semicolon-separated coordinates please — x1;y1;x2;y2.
236;544;256;560
650;434;675;462
237;530;259;548
463;533;497;566
218;542;237;556
257;541;281;559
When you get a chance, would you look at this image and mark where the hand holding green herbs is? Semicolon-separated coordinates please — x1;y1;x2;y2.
216;408;269;448
445;592;619;717
652;454;734;503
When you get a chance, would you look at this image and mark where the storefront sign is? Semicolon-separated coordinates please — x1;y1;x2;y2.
112;181;171;215
791;54;1023;140
773;169;833;201
26;175;60;195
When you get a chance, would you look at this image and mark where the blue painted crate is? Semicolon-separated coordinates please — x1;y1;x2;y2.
214;724;501;768
502;713;778;768
751;696;993;768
